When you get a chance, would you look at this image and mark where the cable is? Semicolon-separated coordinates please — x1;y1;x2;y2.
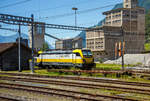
0;0;31;9
0;27;18;32
39;4;116;20
31;0;97;13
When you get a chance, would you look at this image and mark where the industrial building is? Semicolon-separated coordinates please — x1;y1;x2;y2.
86;0;145;60
28;22;45;51
16;37;28;47
55;37;83;50
86;26;123;60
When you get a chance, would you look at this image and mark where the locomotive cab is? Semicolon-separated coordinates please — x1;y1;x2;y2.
73;49;95;69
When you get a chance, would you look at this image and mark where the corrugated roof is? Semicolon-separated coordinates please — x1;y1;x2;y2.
86;26;122;31
0;42;36;54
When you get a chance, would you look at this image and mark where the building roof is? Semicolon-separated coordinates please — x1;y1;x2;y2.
86;26;122;36
61;38;74;40
73;36;82;41
103;7;144;15
86;26;122;32
0;42;35;54
0;43;15;54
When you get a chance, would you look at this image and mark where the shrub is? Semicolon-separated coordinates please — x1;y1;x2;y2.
99;58;103;63
136;62;142;66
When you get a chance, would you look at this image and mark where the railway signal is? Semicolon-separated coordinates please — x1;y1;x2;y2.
115;42;118;59
115;41;125;70
115;42;125;57
119;42;122;57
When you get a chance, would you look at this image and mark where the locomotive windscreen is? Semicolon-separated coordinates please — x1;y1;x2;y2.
82;50;92;57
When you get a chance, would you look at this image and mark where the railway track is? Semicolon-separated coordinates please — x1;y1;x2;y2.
0;96;20;101
54;76;150;87
48;69;124;74
47;69;150;78
0;92;37;101
1;76;150;96
0;82;137;101
0;72;150;87
47;69;150;74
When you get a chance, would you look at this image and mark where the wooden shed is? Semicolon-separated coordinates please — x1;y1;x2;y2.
0;42;32;71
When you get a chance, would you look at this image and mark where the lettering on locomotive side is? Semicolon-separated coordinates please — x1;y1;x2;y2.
60;54;70;58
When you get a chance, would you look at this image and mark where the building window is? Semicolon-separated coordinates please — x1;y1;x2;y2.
139;10;145;14
37;24;43;34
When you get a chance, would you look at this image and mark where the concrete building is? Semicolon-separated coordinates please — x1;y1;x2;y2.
86;0;145;60
86;26;122;60
123;0;138;8
28;22;45;51
72;37;83;49
103;0;145;54
55;37;83;50
55;38;73;50
55;40;63;49
16;37;28;47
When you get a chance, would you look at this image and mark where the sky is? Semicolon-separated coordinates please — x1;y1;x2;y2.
0;0;122;47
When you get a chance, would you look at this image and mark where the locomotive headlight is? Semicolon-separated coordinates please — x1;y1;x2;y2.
92;58;94;62
83;59;86;64
34;58;37;62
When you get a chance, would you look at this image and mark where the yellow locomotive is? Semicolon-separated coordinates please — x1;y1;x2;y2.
35;49;95;69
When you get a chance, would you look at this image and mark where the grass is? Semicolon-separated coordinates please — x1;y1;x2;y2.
0;63;150;84
96;63;122;70
35;69;150;84
145;43;150;51
2;69;150;83
95;63;135;71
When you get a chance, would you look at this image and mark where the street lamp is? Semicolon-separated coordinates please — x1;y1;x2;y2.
72;7;78;27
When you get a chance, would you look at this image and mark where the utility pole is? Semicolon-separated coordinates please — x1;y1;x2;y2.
31;14;34;73
121;27;125;71
72;7;78;27
18;24;21;72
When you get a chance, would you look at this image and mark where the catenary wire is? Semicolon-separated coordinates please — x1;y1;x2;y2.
39;4;117;20
0;0;32;9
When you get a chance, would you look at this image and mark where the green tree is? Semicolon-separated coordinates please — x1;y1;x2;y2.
145;10;150;43
41;42;49;51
